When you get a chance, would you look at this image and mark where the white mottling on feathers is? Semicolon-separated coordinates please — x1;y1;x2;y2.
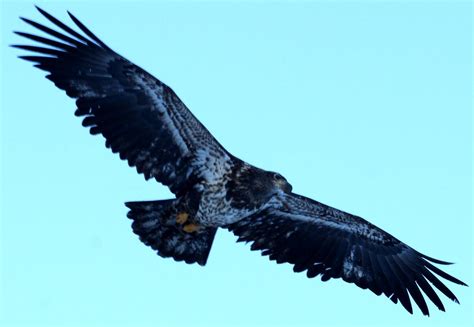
343;246;367;280
193;148;232;184
161;162;173;175
197;183;266;226
273;194;386;243
141;219;159;229
193;183;205;192
343;247;355;277
175;242;187;255
70;80;104;98
194;162;258;227
142;204;155;211
131;73;189;154
185;168;193;179
165;237;178;250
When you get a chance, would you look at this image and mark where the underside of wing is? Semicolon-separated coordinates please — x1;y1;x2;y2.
13;7;230;194
227;193;466;316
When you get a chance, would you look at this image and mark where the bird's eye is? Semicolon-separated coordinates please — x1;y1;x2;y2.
273;173;284;181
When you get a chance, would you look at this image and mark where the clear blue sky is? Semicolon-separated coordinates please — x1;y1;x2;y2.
1;1;472;326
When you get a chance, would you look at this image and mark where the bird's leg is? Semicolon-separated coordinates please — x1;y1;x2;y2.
176;212;200;233
176;212;189;225
183;223;200;233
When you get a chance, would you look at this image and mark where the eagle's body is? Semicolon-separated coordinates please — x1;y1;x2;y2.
14;6;466;317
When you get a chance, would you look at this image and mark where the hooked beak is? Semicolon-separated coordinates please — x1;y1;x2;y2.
283;182;293;194
276;179;293;194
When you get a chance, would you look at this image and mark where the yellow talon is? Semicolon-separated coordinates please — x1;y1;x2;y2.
183;223;200;233
176;212;189;225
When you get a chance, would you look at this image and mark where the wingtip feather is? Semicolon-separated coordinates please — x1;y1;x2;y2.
35;5;47;15
66;10;111;50
418;252;454;265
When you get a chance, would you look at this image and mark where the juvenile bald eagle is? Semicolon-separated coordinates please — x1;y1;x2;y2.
14;6;466;316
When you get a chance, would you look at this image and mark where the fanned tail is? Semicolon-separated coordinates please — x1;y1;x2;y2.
125;199;217;265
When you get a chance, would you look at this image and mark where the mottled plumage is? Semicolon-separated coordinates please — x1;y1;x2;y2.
14;6;466;317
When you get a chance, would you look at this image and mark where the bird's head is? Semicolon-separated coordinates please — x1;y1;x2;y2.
271;172;293;194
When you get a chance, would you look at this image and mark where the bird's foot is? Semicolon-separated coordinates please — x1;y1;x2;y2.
183;223;200;233
176;212;189;225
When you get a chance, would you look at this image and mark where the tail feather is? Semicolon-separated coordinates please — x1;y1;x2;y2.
125;199;217;265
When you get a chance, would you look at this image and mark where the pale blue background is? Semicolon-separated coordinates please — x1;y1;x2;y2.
1;1;472;326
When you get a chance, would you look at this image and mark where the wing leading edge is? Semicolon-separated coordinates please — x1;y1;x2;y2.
13;6;230;195
228;192;467;316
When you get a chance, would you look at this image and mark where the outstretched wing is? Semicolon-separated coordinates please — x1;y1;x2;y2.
227;192;466;316
13;7;231;194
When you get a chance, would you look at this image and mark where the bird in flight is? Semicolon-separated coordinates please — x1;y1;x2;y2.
14;6;466;316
